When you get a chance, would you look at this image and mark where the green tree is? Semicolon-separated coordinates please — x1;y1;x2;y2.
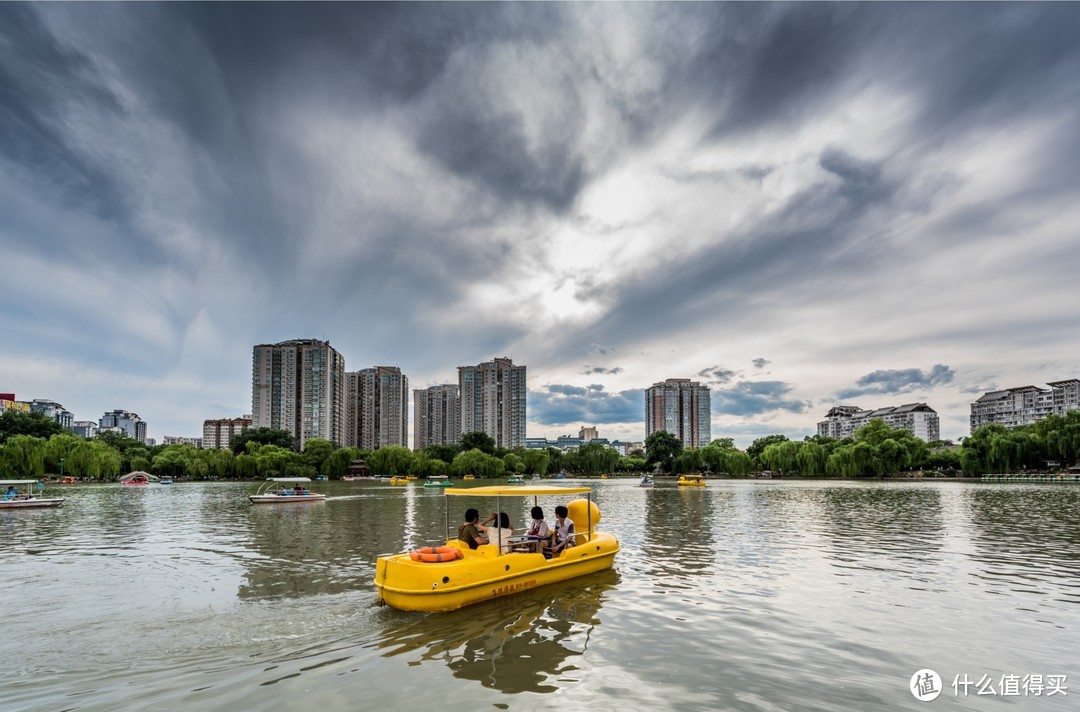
302;438;336;473
2;435;47;477
322;447;362;479
231;428;297;454
645;431;683;473
503;453;525;474
522;449;550;476
423;443;460;465
546;447;564;475
452;448;504;478
0;411;64;445
673;447;703;474
255;444;299;477
747;434;789;464
459;431;496;455
367;445;414;476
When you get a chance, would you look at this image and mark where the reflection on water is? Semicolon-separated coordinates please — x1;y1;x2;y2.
2;480;1079;711
379;569;618;693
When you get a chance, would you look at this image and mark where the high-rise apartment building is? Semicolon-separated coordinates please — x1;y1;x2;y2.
72;421;98;439
99;409;148;443
30;399;74;429
162;436;203;448
970;379;1080;432
203;416;252;450
817;403;940;441
579;425;598;442
414;384;461;450
458;357;527;449
344;366;409;450
251;339;345;450
645;378;711;449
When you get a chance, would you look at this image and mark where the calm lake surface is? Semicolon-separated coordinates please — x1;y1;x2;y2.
2;479;1078;711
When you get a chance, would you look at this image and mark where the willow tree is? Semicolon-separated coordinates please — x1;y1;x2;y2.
2;435;47;477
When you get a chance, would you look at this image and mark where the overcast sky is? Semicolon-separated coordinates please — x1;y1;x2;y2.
3;3;1079;447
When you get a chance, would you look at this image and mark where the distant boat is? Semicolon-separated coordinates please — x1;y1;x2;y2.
424;475;453;488
159;478;173;485
506;475;526;485
249;477;326;504
639;477;654;488
120;471;157;486
0;480;65;509
677;474;707;487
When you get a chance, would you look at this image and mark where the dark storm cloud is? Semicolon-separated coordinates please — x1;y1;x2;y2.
697;366;737;384
582;366;623;376
712;381;811;417
530;385;643;426
837;364;955;399
0;5;126;222
751;359;769;370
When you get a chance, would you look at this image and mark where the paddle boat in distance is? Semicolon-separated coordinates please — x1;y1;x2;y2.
375;484;620;612
249;477;326;504
677;474;707;487
639;476;654;488
424;475;453;488
0;480;65;509
462;474;476;481
389;476;410;485
505;475;526;485
120;471;157;486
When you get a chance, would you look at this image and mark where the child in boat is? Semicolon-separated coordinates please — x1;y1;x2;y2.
527;506;550;539
551;505;576;557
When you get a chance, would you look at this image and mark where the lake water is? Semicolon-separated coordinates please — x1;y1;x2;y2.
2;479;1077;711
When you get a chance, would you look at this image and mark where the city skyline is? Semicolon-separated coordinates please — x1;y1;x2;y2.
3;4;1080;447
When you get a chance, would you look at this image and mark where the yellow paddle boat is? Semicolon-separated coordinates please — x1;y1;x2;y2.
677;474;707;487
389;476;409;485
462;474;476;481
375;485;620;612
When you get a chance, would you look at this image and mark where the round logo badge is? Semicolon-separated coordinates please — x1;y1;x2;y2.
910;669;943;701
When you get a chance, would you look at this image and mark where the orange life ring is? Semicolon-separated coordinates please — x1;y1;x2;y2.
409;546;462;563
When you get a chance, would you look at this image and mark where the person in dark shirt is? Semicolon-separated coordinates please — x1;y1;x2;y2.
457;508;488;549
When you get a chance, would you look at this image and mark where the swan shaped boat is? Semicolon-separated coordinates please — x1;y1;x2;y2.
375;485;620;612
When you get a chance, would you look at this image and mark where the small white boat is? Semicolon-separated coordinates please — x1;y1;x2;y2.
639;477;654;488
0;479;65;509
249;477;326;504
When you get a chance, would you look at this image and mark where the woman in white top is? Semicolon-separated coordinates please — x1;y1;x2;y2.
478;512;515;553
527;506;550;539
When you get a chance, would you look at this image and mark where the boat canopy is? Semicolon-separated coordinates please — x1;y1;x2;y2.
264;477;313;483
0;480;39;485
444;485;591;496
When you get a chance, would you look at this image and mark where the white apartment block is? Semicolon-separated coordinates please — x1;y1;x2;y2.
645;378;711;448
459;357;526;449
163;436;203;448
99;409;148;443
414;384;461;450
72;421;98;438
579;425;598;442
817;403;940;441
969;379;1080;432
251;339;345;450
202;417;252;450
344;366;409;450
30;399;74;429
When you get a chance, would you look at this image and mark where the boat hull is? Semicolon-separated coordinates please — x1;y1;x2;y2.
248;494;327;503
0;498;64;509
376;531;620;612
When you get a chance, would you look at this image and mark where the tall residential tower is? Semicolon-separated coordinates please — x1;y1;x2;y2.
414;384;461;450
344;366;409;450
458;357;527;449
645;378;711;449
251;339;345;449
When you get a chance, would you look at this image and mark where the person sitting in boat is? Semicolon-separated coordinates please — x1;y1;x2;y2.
457;508;489;550
293;483;307;495
277;486;289;496
4;486;16;501
550;505;576;557
478;512;515;553
526;506;550;540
